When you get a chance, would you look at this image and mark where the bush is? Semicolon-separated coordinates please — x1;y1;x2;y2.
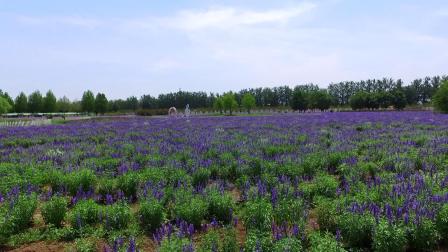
373;220;406;252
273;198;305;225
159;237;193;252
243;199;273;231
174;197;208;227
97;178;116;196
67;169;97;195
309;232;346;252
301;154;325;176
69;200;101;229
103;203;131;230
198;230;220;252
136;108;168;116
222;228;239;252
192;168;211;187
139;200;164;232
433;80;448;113
409;219;440;251
244;231;272;252
315;197;338;232
116;172;139;200
207;191;235;224
338;213;374;248
0;195;37;237
42;196;68;227
273;237;302;252
313;173;339;198
436;204;448;240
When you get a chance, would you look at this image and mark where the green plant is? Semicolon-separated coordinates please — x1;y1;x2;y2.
273;198;305;225
159;237;192;252
198;230;220;252
207;191;235;224
433;80;448;113
244;231;272;252
436;204;448;240
313;173;339;198
315;197;338;232
309;232;346;252
338;213;374;248
139;199;164;232
373;220;406;252
116;172;139;200
273;237;302;252
67;169;97;195
409;219;440;251
73;237;97;252
69;200;101;229
243;199;273;231
103;203;131;230
222;228;239;252
0;195;37;237
192;168;211;187
174;196;208;227
41;196;68;227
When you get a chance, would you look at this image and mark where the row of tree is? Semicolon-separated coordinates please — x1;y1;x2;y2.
0;75;446;114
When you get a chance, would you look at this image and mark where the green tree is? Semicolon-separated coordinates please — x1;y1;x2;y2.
290;88;308;112
213;97;224;114
0;96;12;114
94;93;108;114
309;90;332;111
56;96;71;112
433;80;448;113
14;92;28;113
28;90;43;113
222;92;238;115
390;89;407;110
81;90;95;113
241;93;256;113
43;90;57;113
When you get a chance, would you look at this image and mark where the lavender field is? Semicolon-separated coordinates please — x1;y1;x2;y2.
1;112;448;251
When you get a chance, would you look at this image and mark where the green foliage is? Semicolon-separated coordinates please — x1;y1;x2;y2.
207;190;235;224
222;92;239;115
291;88;308;111
309;232;346;252
103;203;131;230
409;219;440;251
73;238;97;252
213;97;224;114
315;197;338;232
139;200;164;232
81;90;95;113
273;198;305;225
69;200;101;229
372;220;406;252
338;213;374;248
28;90;43;113
66;169;97;195
116;172;139;200
244;231;272;252
94;92;108;114
0;96;12;114
222;228;239;252
436;204;448;240
198;230;220;252
14;92;28;113
0;195;37;238
43;90;57;113
174;196;208;227
433;80;448;113
159;237;192;252
243;199;273;231
309;90;333;111
41;196;68;227
273;237;302;252
241;93;256;113
313;173;339;198
192;168;211;187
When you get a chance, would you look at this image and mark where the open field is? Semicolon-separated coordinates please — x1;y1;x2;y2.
1;112;448;251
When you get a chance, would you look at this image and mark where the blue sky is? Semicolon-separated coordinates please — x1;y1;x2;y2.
1;0;447;99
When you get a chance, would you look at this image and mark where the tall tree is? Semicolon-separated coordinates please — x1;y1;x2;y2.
43;90;57;113
14;92;28;113
241;93;256;113
213;97;224;114
433;80;448;113
94;93;108;114
81;90;95;113
28;90;43;113
290;88;308;112
57;96;71;112
222;92;238;115
0;96;12;114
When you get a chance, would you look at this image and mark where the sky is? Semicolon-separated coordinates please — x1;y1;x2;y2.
0;0;447;100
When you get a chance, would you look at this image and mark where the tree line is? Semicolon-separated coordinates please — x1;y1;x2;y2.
0;75;447;114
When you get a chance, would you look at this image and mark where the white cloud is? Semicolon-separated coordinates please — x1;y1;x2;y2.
162;3;316;31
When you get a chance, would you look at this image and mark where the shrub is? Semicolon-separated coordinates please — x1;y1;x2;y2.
159;237;193;252
97;178;116;196
103;203;131;230
222;228;239;252
409;219;440;251
0;195;37;237
338;213;374;248
309;232;346;252
243;199;273;231
301;154;325;176
69;200;101;229
273;237;302;252
436;204;448;240
433;80;448;113
41;196;67;227
139;200;164;232
315;197;338;232
273;198;305;225
244;231;272;252
207;191;235;224
192;168;211;187
174;196;208;227
313;173;339;198
116;172;139;200
198;230;220;252
43;169;66;191
67;169;97;195
373;220;406;252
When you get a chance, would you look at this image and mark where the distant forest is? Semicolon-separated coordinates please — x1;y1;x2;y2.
1;75;447;114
